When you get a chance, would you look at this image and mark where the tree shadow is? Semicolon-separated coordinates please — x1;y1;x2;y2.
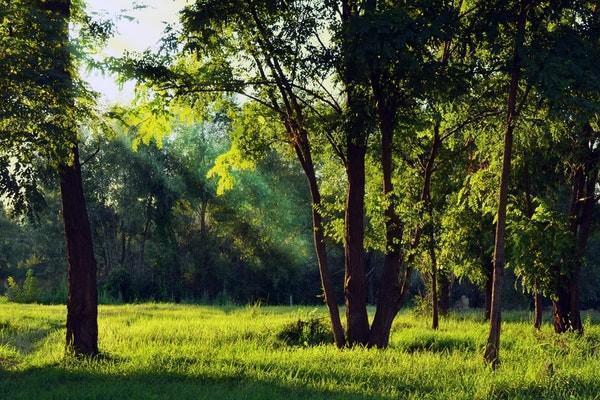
0;320;62;355
395;334;478;354
0;366;388;400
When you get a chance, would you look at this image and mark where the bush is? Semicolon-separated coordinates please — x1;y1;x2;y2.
412;293;432;318
5;270;40;303
276;312;332;347
6;276;20;302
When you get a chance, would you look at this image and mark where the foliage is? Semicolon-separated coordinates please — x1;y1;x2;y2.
276;311;333;347
5;270;40;303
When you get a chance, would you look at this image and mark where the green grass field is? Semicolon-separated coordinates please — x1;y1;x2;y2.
1;302;600;399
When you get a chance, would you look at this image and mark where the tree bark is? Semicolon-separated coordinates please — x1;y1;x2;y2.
429;212;439;330
38;0;99;356
247;11;347;346
368;96;404;348
439;272;451;315
294;138;346;348
339;0;371;346
553;125;598;333
484;264;493;321
344;140;370;345
60;145;99;356
534;292;542;329
484;0;529;368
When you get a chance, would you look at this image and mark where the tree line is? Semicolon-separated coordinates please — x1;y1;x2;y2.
1;0;598;368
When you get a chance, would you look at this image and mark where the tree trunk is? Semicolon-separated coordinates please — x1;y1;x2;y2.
484;266;493;321
368;98;404;348
534;292;542;329
295;140;346;348
60;145;98;356
553;134;598;333
344;140;370;345
484;0;529;368
439;272;451;315
429;221;439;330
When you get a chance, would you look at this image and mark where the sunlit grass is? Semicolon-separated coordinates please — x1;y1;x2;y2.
1;302;599;399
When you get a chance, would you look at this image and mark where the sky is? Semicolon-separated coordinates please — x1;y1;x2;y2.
84;0;189;106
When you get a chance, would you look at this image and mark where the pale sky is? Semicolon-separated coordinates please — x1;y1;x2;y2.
84;0;189;106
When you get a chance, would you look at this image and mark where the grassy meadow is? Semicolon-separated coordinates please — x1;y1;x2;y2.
1;302;600;399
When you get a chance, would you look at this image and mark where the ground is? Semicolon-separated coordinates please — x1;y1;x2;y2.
1;302;599;399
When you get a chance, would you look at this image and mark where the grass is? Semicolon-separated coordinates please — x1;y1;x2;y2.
1;303;600;399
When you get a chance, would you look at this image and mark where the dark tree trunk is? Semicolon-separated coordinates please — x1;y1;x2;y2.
344;140;370;345
39;0;98;357
484;266;493;321
439;272;451;315
553;284;579;333
339;0;371;346
484;0;529;368
553;129;598;333
429;216;439;330
60;145;98;356
368;97;404;348
295;139;346;348
534;292;542;329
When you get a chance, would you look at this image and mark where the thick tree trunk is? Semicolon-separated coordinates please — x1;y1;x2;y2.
344;140;370;345
553;283;581;333
553;124;598;333
60;145;98;356
484;0;529;368
534;292;542;329
552;145;600;333
339;0;371;346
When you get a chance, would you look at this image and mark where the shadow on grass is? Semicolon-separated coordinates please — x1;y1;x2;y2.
0;321;62;355
396;334;477;354
0;366;385;400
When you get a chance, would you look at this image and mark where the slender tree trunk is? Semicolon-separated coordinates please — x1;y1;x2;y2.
295;140;346;348
429;217;439;330
534;292;542;329
60;145;99;356
247;15;346;346
484;268;493;321
484;0;529;368
523;159;543;330
368;100;404;348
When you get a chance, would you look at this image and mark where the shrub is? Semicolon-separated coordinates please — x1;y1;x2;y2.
412;293;432;318
276;313;332;347
22;269;40;302
6;276;21;302
5;270;40;303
